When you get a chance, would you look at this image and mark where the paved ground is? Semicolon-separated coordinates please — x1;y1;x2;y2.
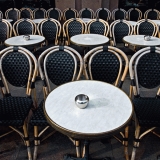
0;76;160;160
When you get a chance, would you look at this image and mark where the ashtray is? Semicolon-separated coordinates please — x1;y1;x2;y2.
23;35;30;41
144;35;151;41
75;94;89;109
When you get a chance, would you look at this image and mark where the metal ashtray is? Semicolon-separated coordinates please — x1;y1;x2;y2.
75;94;89;109
23;35;30;41
144;35;151;41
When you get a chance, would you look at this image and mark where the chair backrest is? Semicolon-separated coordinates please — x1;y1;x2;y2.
86;19;109;36
84;45;128;88
38;45;83;97
63;8;79;21
144;9;160;20
79;8;94;19
63;18;86;45
95;8;111;21
0;19;12;44
0;10;3;19
112;8;126;20
0;46;38;97
20;8;33;19
110;19;133;46
33;8;46;19
127;8;142;21
13;19;36;36
37;18;61;46
134;19;158;36
129;47;160;97
5;8;20;23
47;8;62;21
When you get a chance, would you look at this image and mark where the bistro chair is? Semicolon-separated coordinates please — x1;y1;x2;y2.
0;19;12;51
134;19;158;36
110;19;135;55
84;45;130;160
126;8;142;21
13;18;37;36
5;8;20;23
79;8;94;19
0;46;38;160
63;18;86;55
20;8;33;19
129;46;160;160
95;8;111;21
86;19;109;36
62;8;79;21
34;18;61;56
112;8;126;21
33;8;46;19
0;10;3;19
144;9;160;20
30;45;83;160
46;8;62;21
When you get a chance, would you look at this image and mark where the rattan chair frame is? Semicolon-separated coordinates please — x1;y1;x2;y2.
20;8;33;19
0;46;38;160
0;10;3;19
62;18;86;45
110;20;134;46
5;8;20;21
134;19;158;36
79;8;94;19
126;8;142;21
129;47;160;160
13;18;37;36
84;45;129;159
62;8;79;21
86;18;110;36
95;8;111;21
144;9;160;20
37;18;61;46
112;8;127;21
33;8;47;19
0;19;12;43
46;8;62;21
31;45;83;160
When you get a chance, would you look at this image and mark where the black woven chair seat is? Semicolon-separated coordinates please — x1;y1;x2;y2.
30;100;48;126
133;97;160;127
0;96;33;126
34;44;55;56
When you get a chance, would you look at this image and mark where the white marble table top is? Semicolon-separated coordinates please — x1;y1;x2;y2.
123;35;160;47
80;18;92;23
32;18;45;24
127;20;137;26
45;80;133;139
5;19;13;23
70;34;109;47
151;20;160;26
5;35;45;47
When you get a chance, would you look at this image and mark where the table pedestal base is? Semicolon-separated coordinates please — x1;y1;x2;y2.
64;155;111;160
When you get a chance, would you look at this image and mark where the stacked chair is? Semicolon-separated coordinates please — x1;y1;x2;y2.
62;8;79;21
95;8;111;21
126;8;142;21
5;8;20;23
79;8;94;19
33;8;47;19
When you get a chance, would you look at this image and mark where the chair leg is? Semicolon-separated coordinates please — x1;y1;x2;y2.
75;140;81;158
131;125;141;160
124;126;129;160
23;122;32;160
33;126;39;160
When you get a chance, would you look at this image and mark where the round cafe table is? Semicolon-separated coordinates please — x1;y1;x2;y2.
32;18;45;24
80;18;92;23
5;35;45;47
70;34;109;47
123;35;160;47
44;80;133;160
126;20;137;26
5;19;13;23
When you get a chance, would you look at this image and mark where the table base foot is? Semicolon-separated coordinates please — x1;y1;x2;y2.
63;154;112;160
